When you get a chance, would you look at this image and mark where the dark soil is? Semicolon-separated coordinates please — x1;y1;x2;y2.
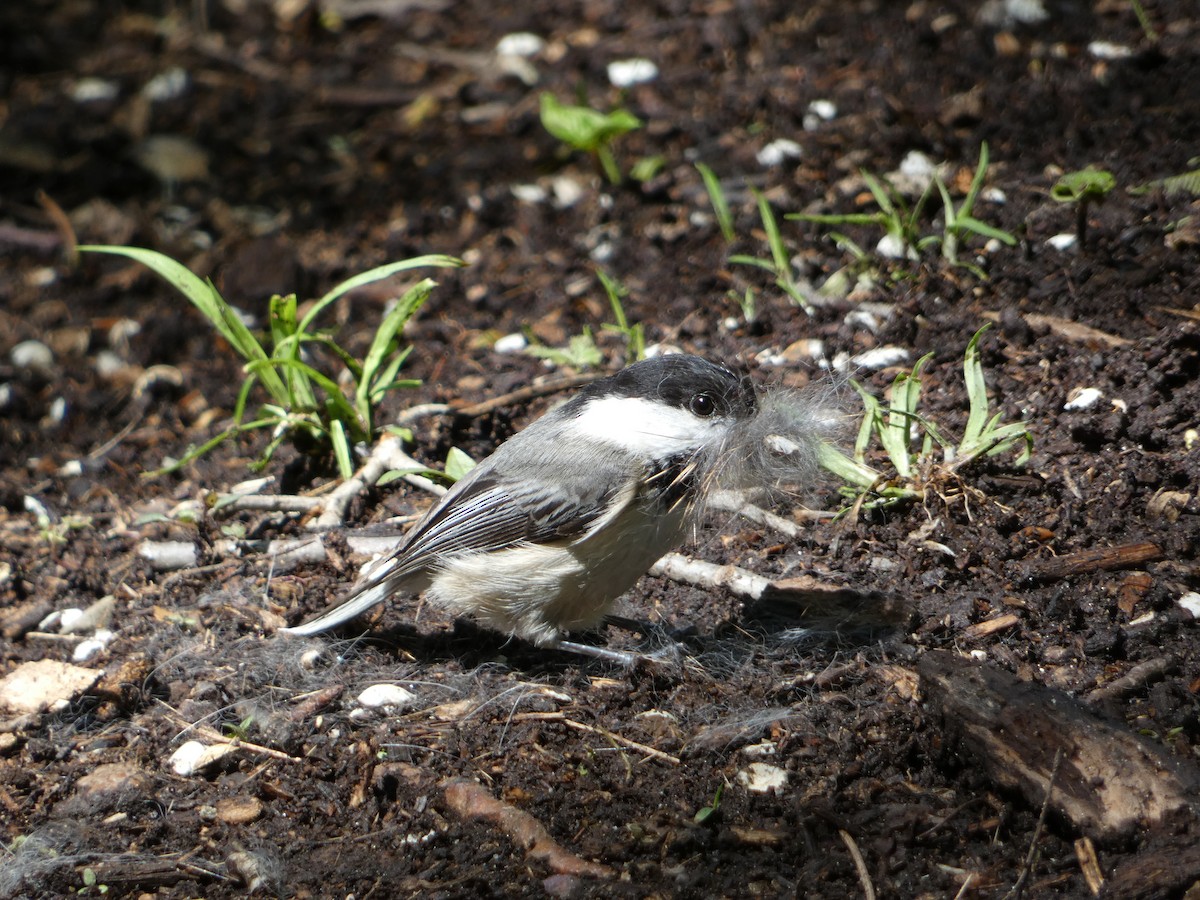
2;0;1200;897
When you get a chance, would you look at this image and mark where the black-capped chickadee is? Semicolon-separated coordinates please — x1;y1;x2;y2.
283;353;835;658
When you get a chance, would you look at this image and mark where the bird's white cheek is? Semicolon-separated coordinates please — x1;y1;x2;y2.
573;396;729;456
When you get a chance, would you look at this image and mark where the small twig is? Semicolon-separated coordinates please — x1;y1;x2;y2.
1086;656;1175;702
838;829;876;900
316;434;446;528
649;553;772;601
1020;542;1162;583
1009;748;1064;900
158;701;301;763
559;717;681;766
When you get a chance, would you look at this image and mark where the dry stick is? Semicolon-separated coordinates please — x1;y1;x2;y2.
1086;655;1176;702
315;434;446;528
649;553;772;601
1008;748;1065;900
158;701;301;763
838;829;876;900
559;717;681;766
1020;542;1163;583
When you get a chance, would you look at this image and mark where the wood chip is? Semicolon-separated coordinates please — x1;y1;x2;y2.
962;613;1020;640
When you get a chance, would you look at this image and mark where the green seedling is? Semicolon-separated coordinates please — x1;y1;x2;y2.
930;143;1018;273
730;188;815;313
695;162;736;243
694;783;725;825
223;714;255;741
596;268;645;362
525;326;604;369
793;144;1015;276
819;325;1032;511
1050;167;1116;248
79;245;463;479
539;92;642;185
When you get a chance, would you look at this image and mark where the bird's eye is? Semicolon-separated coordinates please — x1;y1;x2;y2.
689;393;717;417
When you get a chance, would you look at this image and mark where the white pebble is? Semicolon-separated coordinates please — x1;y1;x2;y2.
851;346;910;369
550;176;585;209
11;340;54;372
357;683;417;710
493;333;528;354
1088;41;1133;60
807;99;837;121
606;58;659;88
142;68;189;102
73;630;115;662
1047;233;1078;252
736;762;788;794
756;139;803;167
169;741;236;776
982;187;1007;204
71;78;120;104
1179;592;1200;619
138;540;198;570
876;233;918;260
741;741;778;757
1063;387;1103;411
495;32;545;58
899;150;936;179
511;183;548;204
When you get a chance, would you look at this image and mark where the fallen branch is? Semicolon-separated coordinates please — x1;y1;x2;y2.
919;651;1200;840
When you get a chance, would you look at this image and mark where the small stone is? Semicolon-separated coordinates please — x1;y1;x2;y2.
0;659;103;715
1179;592;1200;619
493;333;528;354
606;58;658;88
71;78;120;104
216;796;264;825
736;762;788;794
11;340;54;372
851;346;910;369
357;683;417;710
76;762;151;799
756;139;803;167
169;740;237;776
496;32;545;58
1047;233;1078;252
1063;387;1103;411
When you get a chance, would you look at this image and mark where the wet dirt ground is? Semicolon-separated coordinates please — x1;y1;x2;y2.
2;0;1200;896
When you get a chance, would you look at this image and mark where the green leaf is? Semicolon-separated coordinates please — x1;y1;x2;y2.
330;418;355;480
444;447;477;482
1050;168;1116;203
539;93;641;152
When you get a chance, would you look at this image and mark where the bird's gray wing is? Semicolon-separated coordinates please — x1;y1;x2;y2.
281;458;629;636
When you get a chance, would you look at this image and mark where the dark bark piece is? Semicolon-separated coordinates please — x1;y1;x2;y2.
918;651;1200;840
1018;542;1163;584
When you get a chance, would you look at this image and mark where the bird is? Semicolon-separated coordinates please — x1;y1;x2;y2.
281;353;828;662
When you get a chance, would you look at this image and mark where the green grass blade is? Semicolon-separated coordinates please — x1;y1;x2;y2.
298;255;462;334
961;325;991;447
751;189;789;276
356;279;435;426
79;245;288;402
695;163;736;242
248;357;361;436
330;419;355;480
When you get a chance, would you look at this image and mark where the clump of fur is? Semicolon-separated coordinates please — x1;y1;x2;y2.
708;382;847;497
